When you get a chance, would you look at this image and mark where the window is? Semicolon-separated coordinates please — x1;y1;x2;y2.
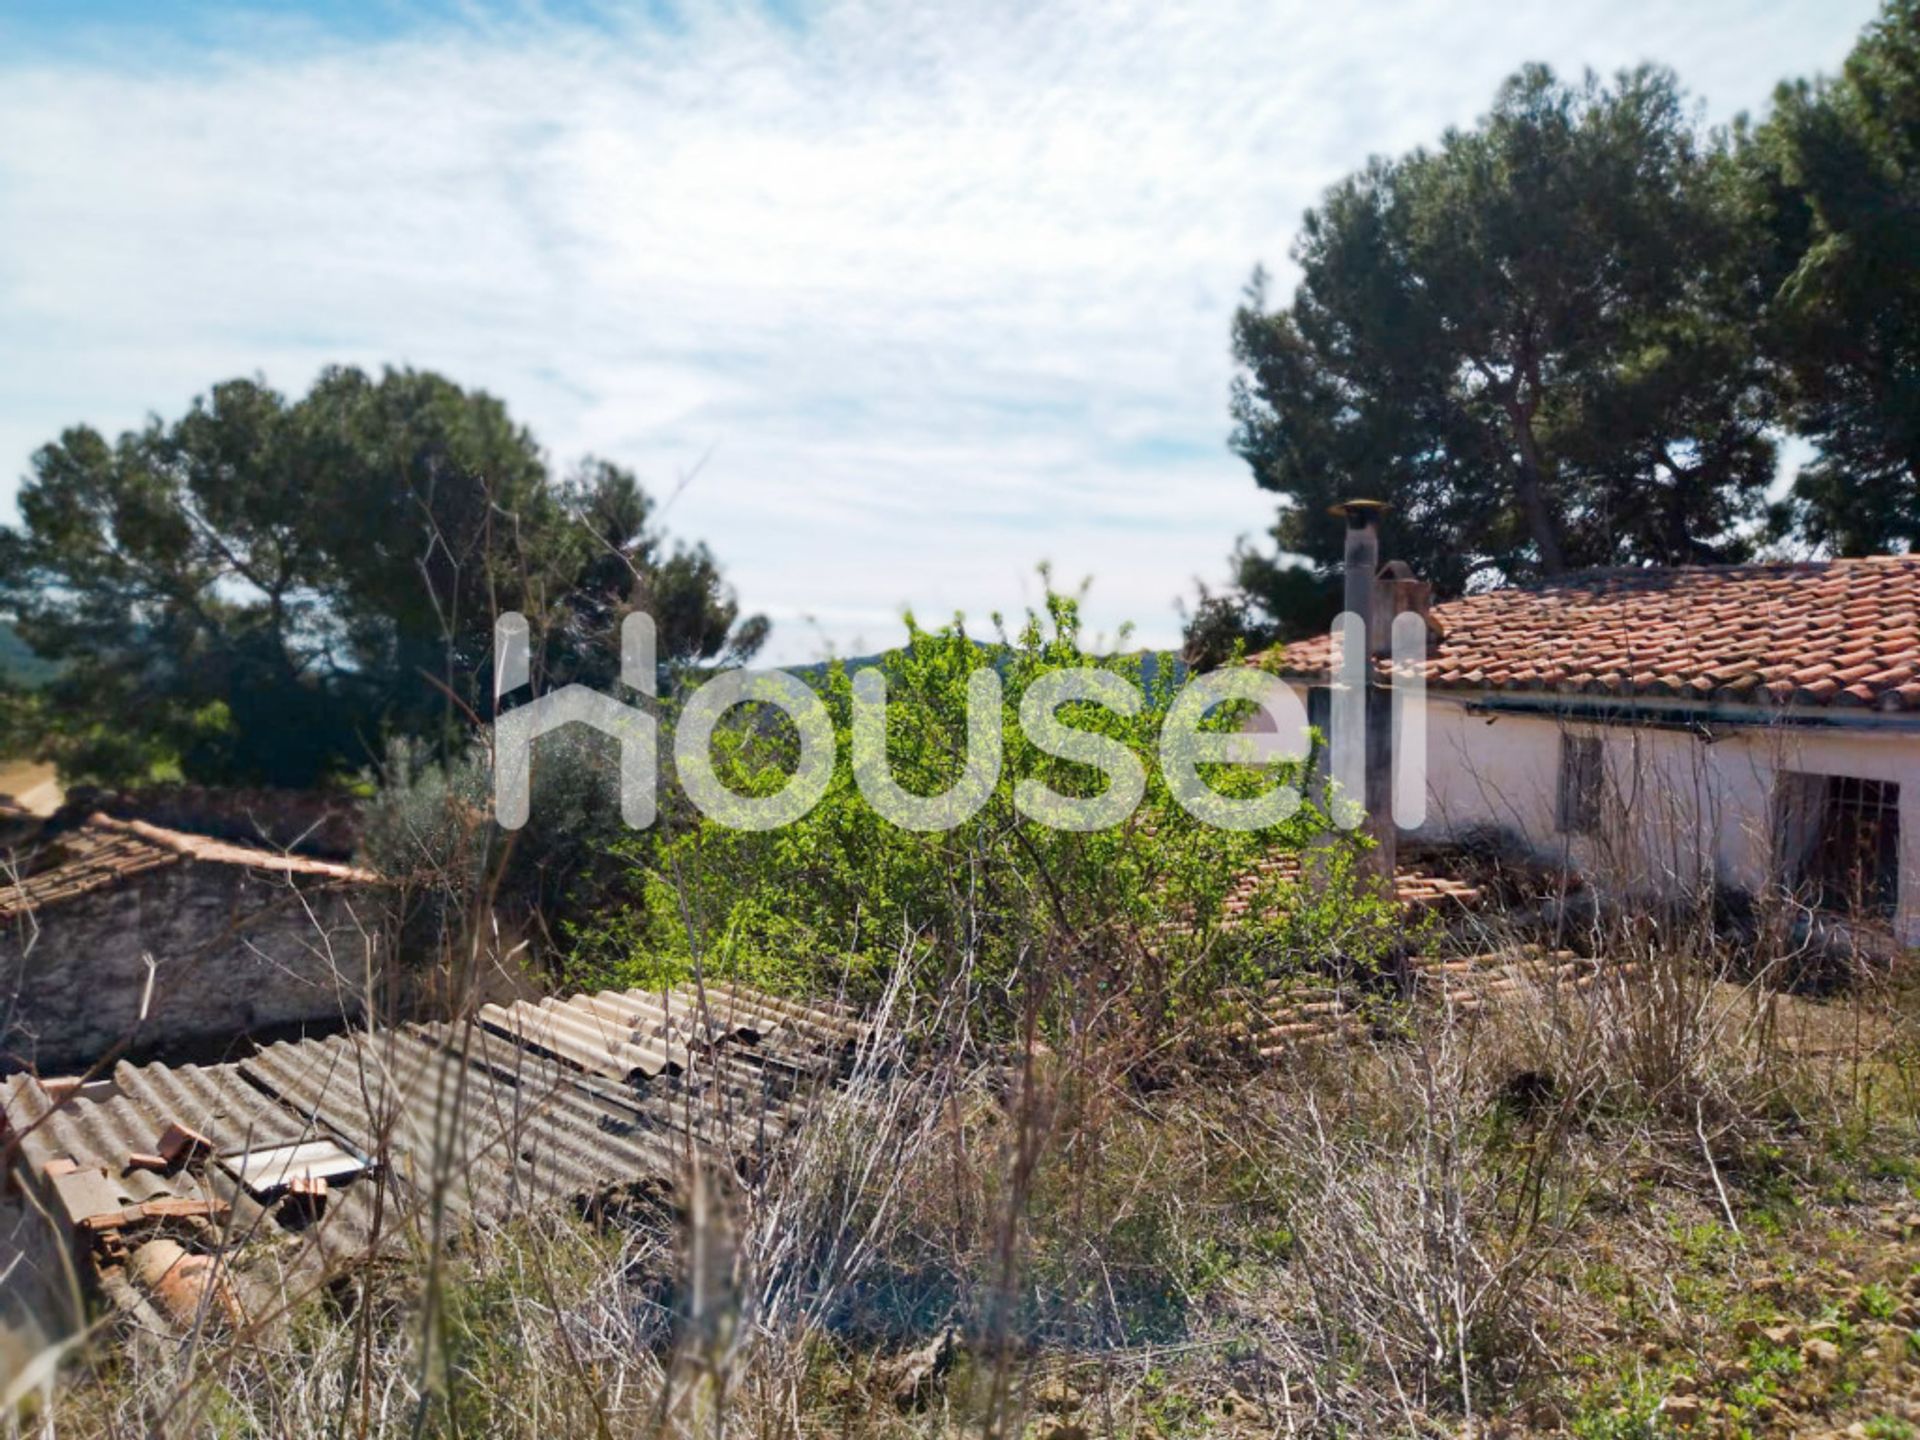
1784;775;1902;918
1556;734;1604;835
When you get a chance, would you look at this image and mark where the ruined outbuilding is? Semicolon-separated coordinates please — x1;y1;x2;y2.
1263;552;1920;945
0;810;382;1074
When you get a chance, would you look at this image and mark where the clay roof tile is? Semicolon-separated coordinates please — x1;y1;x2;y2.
1252;556;1920;713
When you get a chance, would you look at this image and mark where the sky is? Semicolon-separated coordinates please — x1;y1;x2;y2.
0;0;1881;664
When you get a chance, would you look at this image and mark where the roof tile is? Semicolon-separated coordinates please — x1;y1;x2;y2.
1258;556;1920;713
0;813;377;922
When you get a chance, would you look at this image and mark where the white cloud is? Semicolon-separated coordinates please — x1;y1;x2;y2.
0;0;1878;662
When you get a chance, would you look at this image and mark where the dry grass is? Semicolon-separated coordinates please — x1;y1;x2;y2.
8;901;1920;1439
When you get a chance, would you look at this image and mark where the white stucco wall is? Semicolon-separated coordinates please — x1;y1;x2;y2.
1282;681;1920;945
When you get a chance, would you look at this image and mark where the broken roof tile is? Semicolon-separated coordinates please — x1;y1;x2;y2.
0;813;378;922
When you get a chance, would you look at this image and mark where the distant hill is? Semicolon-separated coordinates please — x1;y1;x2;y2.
784;651;888;684
785;647;1188;692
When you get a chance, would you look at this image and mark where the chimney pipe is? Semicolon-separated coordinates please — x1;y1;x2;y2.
1330;499;1395;888
1337;500;1385;648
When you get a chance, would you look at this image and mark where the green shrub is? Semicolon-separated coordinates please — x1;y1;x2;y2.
359;729;651;989
582;587;1389;1040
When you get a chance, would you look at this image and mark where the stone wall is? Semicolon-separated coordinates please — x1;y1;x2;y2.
0;863;383;1074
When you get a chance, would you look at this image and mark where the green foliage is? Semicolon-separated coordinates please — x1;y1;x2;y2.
1204;9;1920;658
1181;556;1337;664
1723;1337;1803;1436
1568;1370;1671;1440
0;686;49;765
358;729;642;985
0;367;764;788
581;588;1384;1035
1745;0;1920;555
0;623;58;689
1221;64;1772;630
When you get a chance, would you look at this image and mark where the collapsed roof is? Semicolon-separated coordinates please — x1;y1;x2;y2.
2;980;865;1330
0;812;377;924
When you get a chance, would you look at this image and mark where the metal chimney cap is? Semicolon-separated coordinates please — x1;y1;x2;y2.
1329;498;1391;529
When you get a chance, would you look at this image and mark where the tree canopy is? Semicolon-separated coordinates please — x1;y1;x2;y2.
1224;64;1774;632
0;366;764;788
1205;4;1920;653
1745;0;1920;554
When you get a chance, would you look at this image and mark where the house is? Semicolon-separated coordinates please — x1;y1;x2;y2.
1263;554;1920;946
0;810;383;1074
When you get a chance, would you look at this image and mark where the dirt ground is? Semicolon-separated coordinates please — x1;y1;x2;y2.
0;761;59;817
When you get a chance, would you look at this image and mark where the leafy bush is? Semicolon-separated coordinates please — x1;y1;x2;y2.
582;589;1385;1040
358;729;643;988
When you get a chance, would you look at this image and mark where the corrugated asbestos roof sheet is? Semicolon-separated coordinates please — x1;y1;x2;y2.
0;812;378;922
1;980;864;1325
477;980;865;1084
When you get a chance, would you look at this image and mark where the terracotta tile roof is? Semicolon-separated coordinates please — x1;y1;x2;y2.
1258;556;1920;711
0;813;376;922
1237;949;1635;1054
94;815;376;882
1220;851;1484;920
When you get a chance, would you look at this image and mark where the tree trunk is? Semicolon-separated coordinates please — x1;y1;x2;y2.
1499;329;1568;576
1507;407;1567;575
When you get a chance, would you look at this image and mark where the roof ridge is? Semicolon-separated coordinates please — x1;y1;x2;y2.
1489;554;1919;592
1250;554;1920;713
84;813;379;883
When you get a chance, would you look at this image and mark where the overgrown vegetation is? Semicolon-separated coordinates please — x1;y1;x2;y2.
6;7;1919;1437
592;593;1361;1017
361;587;1390;1033
20;904;1920;1438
